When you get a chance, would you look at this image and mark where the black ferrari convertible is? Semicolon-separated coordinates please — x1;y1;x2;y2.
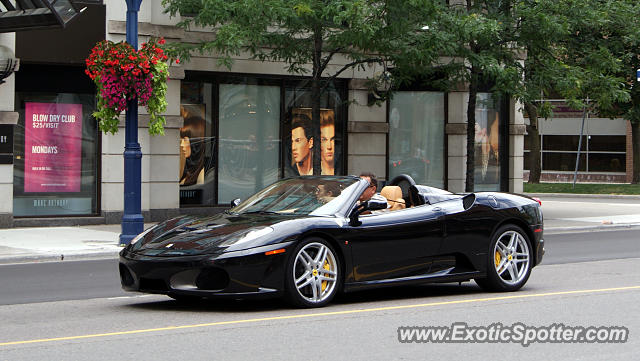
119;175;544;308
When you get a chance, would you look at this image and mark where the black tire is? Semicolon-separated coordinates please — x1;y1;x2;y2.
475;224;533;292
285;237;341;308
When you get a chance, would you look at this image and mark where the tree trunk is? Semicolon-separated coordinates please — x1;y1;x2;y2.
465;66;479;192
632;120;640;184
524;102;541;183
311;26;323;175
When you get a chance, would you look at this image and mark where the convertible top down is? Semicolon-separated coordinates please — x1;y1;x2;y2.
119;175;544;307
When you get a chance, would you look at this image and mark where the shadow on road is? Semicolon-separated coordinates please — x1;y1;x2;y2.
119;281;529;313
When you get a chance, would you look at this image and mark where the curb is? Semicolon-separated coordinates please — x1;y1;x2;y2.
525;193;640;200
0;250;121;265
545;223;640;234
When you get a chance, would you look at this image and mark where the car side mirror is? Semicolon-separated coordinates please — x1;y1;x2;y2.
349;199;387;226
230;198;241;207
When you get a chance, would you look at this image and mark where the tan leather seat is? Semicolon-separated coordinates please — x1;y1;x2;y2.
380;186;406;211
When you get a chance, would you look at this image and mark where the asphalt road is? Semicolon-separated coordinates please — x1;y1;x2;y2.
0;228;638;360
0;228;639;305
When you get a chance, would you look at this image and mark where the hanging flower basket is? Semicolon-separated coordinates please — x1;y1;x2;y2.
85;38;172;135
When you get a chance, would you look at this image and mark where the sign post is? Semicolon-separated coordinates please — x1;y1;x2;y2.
120;0;144;245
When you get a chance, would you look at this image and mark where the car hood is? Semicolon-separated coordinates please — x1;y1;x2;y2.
127;212;303;257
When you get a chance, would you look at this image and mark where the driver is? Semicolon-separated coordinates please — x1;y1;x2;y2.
358;172;389;212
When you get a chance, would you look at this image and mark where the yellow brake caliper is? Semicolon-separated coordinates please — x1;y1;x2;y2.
321;261;331;291
494;251;501;268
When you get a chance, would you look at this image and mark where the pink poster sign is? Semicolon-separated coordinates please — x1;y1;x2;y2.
24;102;83;193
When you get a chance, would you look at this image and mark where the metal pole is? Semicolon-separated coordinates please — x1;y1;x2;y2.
120;0;144;245
572;101;588;188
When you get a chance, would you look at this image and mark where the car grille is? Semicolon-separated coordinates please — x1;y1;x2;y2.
195;268;229;291
139;278;169;292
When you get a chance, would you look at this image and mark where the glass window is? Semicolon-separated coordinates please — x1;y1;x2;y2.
542;152;586;172
587;153;625;172
218;84;280;203
389;91;445;188
587;135;625;152
284;84;344;177
474;93;501;191
13;93;98;216
543;135;586;152
179;82;216;206
179;75;347;207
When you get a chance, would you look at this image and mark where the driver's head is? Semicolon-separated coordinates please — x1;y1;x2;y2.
359;172;378;202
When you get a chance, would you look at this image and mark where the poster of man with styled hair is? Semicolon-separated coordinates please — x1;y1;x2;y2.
287;108;337;176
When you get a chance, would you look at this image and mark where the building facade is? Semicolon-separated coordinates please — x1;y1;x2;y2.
524;101;632;183
0;1;525;228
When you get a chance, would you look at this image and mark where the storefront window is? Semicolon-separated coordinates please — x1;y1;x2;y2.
218;84;280;203
179;75;346;207
284;84;344;177
474;93;501;191
389;91;445;188
13;93;99;216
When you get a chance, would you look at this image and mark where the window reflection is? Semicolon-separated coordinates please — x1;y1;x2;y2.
389;92;445;188
218;84;280;203
474;93;501;191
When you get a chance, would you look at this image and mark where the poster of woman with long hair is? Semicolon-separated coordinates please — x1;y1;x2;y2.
179;104;206;186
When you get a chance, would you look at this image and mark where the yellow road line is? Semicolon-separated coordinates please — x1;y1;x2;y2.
1;285;638;347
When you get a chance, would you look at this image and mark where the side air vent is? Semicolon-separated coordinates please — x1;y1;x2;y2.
119;263;134;287
462;193;476;210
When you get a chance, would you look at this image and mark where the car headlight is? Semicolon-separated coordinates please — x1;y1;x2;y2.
130;226;154;245
219;227;274;247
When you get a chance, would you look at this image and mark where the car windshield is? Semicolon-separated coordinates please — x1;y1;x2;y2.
230;177;361;216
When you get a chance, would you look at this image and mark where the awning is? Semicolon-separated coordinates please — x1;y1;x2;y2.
0;0;87;33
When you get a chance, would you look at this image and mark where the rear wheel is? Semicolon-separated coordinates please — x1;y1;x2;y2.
476;225;532;292
285;238;341;308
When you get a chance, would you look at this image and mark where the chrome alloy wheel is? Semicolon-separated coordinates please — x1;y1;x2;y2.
493;230;530;285
292;242;338;304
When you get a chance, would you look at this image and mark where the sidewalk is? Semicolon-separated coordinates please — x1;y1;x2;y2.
0;194;638;264
0;223;156;264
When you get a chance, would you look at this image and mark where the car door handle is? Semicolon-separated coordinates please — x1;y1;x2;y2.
432;207;442;212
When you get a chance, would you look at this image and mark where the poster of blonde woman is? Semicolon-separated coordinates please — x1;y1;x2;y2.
474;94;500;189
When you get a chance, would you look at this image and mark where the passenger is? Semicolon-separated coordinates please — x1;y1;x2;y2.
315;183;341;204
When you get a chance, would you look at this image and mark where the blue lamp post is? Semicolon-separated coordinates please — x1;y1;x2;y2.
120;0;144;245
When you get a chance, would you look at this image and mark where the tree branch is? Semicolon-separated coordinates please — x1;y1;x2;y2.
319;57;386;93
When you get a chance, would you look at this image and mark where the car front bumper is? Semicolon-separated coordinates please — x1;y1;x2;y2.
119;242;293;299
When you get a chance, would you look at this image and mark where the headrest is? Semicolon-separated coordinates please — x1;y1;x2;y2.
381;186;406;211
380;186;403;201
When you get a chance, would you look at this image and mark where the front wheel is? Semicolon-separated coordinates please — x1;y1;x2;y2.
476;225;532;292
285;238;341;308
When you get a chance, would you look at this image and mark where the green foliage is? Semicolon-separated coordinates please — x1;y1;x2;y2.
524;182;640;195
162;0;445;84
85;39;170;136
